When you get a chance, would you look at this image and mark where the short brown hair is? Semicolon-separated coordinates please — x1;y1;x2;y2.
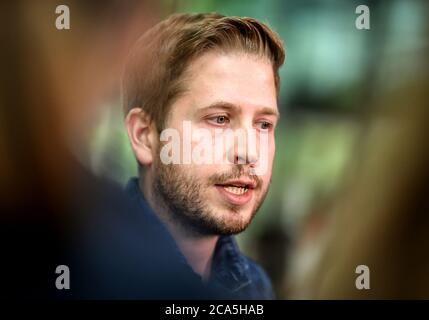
122;13;285;132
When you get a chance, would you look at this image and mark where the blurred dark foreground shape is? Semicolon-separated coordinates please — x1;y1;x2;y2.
298;75;429;299
0;1;227;299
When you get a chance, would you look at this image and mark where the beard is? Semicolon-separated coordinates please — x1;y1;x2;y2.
152;155;269;237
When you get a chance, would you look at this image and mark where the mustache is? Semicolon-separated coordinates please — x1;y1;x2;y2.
207;165;263;189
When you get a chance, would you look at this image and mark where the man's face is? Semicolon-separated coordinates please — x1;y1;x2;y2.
152;52;279;236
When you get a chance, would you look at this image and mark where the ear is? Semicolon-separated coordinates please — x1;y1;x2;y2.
125;108;157;167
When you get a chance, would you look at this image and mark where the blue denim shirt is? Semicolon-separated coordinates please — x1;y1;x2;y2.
126;178;274;300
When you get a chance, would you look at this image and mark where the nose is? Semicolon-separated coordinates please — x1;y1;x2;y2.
234;139;258;165
227;126;259;166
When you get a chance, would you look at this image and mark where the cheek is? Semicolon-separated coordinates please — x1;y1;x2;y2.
261;140;275;181
267;142;275;177
271;145;276;166
180;163;216;181
262;165;273;183
268;137;275;156
267;135;276;162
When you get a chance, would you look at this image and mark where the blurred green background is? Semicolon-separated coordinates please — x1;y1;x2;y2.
87;0;428;298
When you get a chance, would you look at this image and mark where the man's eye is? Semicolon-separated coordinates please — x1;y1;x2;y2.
258;121;272;130
216;116;227;124
208;115;229;125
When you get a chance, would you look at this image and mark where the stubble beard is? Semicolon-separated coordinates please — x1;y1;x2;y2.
152;149;270;237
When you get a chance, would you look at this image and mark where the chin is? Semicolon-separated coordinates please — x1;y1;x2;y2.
219;206;254;224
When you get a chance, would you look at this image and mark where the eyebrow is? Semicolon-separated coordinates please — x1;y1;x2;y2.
257;107;280;120
197;101;280;119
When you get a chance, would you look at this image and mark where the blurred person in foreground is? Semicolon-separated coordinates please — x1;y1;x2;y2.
0;1;223;299
123;13;285;299
291;72;429;298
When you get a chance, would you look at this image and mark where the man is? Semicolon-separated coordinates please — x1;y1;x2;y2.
123;13;285;299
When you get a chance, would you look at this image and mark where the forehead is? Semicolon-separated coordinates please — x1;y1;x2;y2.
178;52;278;115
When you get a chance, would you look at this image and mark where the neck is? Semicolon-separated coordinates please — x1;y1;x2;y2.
140;176;219;281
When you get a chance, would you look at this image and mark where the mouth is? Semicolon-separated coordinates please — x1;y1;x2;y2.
214;179;256;206
223;185;249;195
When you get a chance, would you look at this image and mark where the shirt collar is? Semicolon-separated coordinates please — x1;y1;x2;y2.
210;234;252;292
